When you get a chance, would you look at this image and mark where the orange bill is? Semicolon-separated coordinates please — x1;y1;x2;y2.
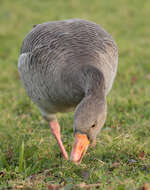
70;133;90;164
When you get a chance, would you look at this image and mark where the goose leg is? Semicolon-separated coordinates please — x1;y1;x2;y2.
49;120;68;160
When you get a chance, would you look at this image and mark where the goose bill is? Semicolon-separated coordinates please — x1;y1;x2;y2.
70;133;90;164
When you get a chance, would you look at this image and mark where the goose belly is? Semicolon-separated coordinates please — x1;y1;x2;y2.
18;53;83;114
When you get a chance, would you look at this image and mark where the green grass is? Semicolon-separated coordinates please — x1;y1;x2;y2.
0;0;150;189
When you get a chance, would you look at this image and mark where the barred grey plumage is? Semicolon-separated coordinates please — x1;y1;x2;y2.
18;19;118;146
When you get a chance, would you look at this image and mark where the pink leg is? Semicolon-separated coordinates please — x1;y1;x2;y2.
49;120;68;160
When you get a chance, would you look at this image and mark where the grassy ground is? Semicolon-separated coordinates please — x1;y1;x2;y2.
0;0;150;189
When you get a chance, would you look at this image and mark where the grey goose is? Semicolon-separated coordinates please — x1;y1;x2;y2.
18;19;118;164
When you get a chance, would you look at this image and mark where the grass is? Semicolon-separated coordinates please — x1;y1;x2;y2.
0;0;150;189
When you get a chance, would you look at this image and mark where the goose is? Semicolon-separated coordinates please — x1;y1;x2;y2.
18;19;118;164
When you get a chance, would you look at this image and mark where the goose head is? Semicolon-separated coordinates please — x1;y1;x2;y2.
70;91;107;164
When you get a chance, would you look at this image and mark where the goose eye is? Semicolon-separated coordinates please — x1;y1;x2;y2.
91;124;96;128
